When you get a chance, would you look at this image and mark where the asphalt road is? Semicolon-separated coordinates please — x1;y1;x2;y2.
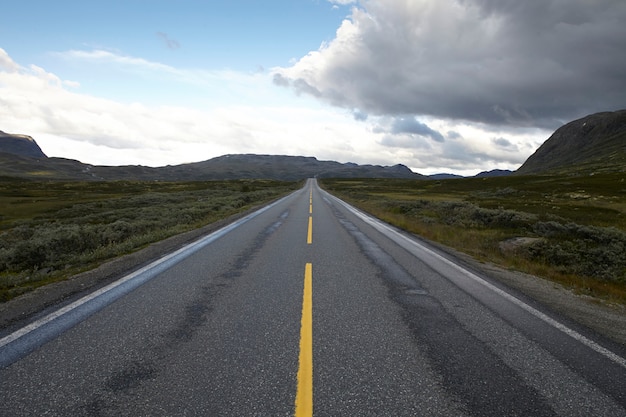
1;179;625;416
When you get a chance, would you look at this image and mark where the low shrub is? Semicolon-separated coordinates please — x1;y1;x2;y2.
320;176;626;301
384;200;536;231
0;179;299;301
528;222;626;282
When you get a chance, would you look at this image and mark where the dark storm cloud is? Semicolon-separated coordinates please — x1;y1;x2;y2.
492;137;516;150
372;116;445;146
352;109;368;121
390;117;445;142
275;0;626;129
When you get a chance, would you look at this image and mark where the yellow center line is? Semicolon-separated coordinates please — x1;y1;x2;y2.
295;263;313;417
308;189;313;242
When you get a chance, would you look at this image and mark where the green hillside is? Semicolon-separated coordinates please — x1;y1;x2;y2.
516;110;626;175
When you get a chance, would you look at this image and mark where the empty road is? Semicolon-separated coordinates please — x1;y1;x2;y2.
1;179;625;416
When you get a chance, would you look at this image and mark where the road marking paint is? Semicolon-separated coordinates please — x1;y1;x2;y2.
307;216;313;244
328;192;626;370
309;204;312;214
0;194;292;353
295;263;313;417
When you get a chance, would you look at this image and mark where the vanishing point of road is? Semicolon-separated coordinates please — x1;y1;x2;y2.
1;179;625;416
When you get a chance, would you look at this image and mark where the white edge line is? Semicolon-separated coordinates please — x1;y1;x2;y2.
327;192;626;370
0;195;288;349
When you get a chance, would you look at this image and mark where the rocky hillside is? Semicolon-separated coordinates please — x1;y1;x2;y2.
516;110;626;175
0;131;47;159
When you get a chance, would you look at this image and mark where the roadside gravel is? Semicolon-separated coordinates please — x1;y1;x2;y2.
448;246;626;347
1;203;625;348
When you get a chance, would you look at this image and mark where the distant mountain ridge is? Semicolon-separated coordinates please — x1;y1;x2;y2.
475;169;513;178
0;135;424;180
516;110;626;175
189;154;424;180
4;109;624;180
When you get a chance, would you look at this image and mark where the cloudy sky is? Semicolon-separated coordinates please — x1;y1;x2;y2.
1;0;625;175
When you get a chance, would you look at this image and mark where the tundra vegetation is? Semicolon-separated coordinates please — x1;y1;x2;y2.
320;173;626;304
0;179;299;301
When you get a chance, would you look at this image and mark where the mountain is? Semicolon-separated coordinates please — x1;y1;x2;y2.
516;110;626;175
0;136;425;181
428;173;464;180
474;169;512;178
0;131;47;159
187;154;424;181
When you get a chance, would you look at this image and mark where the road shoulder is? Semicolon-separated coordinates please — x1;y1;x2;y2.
427;239;626;347
0;207;261;331
2;205;625;348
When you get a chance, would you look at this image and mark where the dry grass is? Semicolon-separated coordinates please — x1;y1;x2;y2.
321;174;626;305
0;179;300;301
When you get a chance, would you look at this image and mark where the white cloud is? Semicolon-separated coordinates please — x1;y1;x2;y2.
0;47;548;175
328;0;358;5
0;49;20;72
268;0;626;174
0;48;383;167
61;49;171;70
56;49;201;86
275;0;626;128
55;48;295;109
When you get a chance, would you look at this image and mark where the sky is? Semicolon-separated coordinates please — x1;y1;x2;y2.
1;0;625;176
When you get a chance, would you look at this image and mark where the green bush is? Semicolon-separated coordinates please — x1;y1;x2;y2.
385;200;536;230
529;222;626;282
320;176;626;302
0;179;299;300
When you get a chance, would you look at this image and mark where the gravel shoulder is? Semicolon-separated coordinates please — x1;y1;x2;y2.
443;245;626;347
2;204;625;348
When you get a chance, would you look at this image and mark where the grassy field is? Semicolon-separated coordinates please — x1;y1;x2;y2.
0;178;300;301
321;173;626;304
